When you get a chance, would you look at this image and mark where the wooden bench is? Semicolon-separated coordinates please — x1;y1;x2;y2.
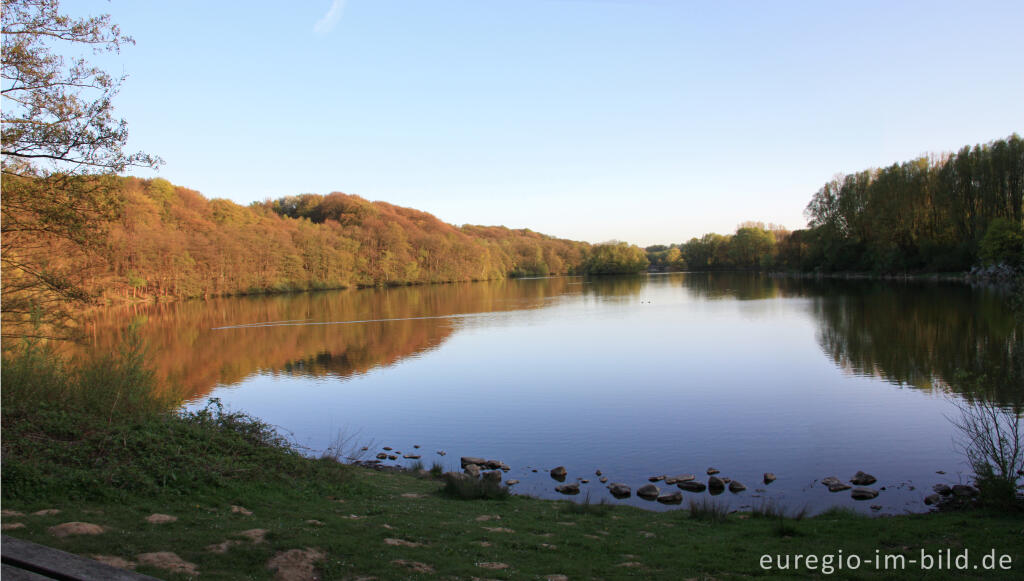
1;536;161;580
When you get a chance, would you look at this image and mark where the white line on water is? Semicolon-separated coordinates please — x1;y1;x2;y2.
211;313;480;331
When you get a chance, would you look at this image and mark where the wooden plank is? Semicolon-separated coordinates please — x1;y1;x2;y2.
1;536;161;581
2;562;55;580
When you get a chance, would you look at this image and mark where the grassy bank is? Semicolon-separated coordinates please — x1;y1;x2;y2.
3;343;1023;579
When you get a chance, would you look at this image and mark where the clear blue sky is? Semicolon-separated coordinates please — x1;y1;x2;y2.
67;0;1023;246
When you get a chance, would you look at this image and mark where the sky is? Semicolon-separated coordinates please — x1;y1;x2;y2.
64;0;1024;246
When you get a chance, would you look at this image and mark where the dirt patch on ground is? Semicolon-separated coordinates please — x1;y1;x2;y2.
305;520;324;526
2;523;26;530
239;528;268;543
546;576;569;581
384;538;423;548
475;541;492;547
540;543;557;550
267;548;325;581
474;515;501;522
206;540;243;554
476;562;510;570
616;561;643;568
91;555;136;570
145;513;177;524
32;509;61;516
400;493;425;498
1;510;25;517
391;559;434;574
481;527;514;533
230;505;253;515
137;552;199;576
48;522;104;538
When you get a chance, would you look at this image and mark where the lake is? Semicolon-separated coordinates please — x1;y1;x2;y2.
83;272;1021;514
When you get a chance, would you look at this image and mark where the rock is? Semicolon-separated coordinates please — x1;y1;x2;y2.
608;483;632;498
656;491;683;504
484;460;503;470
636;483;660;500
707;468;720;475
828;482;852;492
231;505;253;515
821;476;842;487
437;450;446;456
728;480;746;493
2;523;26;531
870;505;882;511
482;470;502;483
499;463;510;472
387;454;397;460
402;454;421;459
506;479;520;486
595;469;602;476
851;487;879;500
580;479;589;484
555;483;580;495
678;480;707;492
550;466;568;480
708;476;725;490
933;483;952;496
461;456;486;467
924;494;942;505
464;464;481;478
376;452;388;460
648;475;665;482
763;472;776;484
599;477;608;483
666;474;695;484
851;471;877;486
952;484;978;497
32;509;61;516
383;447;393;451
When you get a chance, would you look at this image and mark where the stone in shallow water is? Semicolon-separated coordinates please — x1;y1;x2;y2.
608;483;631;498
555;483;580;495
656;491;683;504
636;483;660;500
550;466;568;480
851;471;877;486
763;472;776;484
678;480;706;493
850;487;879;500
728;480;746;493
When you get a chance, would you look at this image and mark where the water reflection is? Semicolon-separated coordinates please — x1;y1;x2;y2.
680;273;1021;404
81;273;1021;406
80;277;582;401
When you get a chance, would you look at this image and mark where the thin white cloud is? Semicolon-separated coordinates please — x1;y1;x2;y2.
314;0;346;35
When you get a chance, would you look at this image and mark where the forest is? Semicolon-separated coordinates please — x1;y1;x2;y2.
1;172;655;338
647;134;1024;274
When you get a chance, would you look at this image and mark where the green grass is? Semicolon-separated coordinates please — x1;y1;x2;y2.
3;342;1024;579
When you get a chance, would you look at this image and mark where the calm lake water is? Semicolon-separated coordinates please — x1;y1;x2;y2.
85;273;1021;514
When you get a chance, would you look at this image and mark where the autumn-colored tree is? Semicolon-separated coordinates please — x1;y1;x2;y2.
1;0;159;340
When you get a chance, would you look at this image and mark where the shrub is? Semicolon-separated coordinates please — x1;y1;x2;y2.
979;218;1024;266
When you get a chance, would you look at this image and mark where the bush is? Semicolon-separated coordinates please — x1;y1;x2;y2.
979;218;1024;266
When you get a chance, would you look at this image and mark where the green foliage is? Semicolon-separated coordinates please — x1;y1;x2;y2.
584;241;649;274
441;476;510;500
563;493;614;516
979;218;1024;266
687;498;729;524
801;134;1024;272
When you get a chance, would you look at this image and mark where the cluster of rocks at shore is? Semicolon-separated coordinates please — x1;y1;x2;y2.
819;471;881;500
361;445;979;511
